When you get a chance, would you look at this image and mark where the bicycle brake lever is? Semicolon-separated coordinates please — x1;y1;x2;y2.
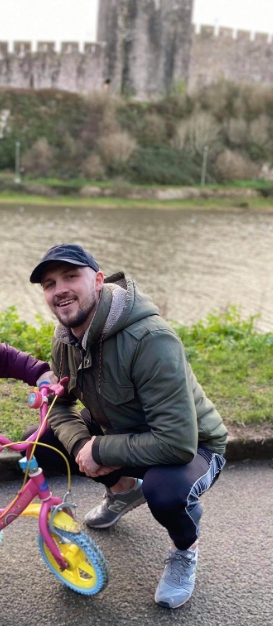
59;376;70;386
47;377;69;397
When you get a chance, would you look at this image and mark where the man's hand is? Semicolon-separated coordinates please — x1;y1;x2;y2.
75;438;120;477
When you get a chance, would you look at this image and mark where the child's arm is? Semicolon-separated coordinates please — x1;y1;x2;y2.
0;342;50;386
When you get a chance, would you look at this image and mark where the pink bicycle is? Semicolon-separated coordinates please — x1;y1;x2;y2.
0;378;109;595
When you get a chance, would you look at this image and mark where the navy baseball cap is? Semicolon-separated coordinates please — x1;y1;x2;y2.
30;244;100;283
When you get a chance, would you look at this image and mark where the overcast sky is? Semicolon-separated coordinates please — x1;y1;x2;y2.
0;0;273;43
193;0;273;33
0;0;99;42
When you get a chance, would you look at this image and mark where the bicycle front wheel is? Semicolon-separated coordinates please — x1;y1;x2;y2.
38;529;109;595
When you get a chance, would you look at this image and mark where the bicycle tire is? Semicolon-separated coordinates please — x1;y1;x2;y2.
38;529;109;595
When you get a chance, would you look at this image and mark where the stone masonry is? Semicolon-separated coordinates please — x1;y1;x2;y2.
1;2;273;98
0;0;194;98
97;0;193;98
0;41;105;92
189;25;273;93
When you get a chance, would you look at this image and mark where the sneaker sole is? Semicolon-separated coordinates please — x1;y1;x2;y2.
85;496;146;529
155;593;192;609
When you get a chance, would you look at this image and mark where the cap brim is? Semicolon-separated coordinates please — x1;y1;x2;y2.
30;258;88;284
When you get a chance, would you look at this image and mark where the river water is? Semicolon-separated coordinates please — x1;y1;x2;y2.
1;203;273;332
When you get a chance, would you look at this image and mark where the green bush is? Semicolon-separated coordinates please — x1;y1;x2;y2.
0;89;87;172
173;307;273;427
128;146;209;185
3;83;273;184
174;306;273;359
0;306;54;361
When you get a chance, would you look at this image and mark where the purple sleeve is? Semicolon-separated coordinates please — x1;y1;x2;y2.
0;343;50;386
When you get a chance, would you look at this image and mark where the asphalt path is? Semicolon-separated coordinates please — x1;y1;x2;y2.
0;460;272;626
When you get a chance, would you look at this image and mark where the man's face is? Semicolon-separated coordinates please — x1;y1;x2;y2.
41;262;104;335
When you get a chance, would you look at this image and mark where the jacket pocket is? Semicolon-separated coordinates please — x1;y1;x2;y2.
97;380;135;406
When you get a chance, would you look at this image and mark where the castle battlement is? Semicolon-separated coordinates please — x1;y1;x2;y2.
0;40;104;57
0;39;106;92
1;2;273;100
189;23;273;92
193;23;273;44
0;2;193;98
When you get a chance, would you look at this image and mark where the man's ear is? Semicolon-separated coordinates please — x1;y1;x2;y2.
95;271;105;291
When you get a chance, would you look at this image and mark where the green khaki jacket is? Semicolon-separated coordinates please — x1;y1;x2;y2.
49;275;228;467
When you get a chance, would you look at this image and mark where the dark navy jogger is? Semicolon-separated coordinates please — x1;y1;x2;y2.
23;410;225;551
141;448;225;550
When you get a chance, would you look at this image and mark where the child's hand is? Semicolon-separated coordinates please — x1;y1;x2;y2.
36;371;58;387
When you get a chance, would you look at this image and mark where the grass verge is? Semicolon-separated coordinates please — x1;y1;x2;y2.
0;190;273;211
175;307;273;431
1;306;273;441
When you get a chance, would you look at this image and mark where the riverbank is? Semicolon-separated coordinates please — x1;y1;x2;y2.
2;84;273;194
1;183;273;211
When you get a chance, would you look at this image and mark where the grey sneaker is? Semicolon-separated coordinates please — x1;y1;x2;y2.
85;478;145;528
155;547;198;609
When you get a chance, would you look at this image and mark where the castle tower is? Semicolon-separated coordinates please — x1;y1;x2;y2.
97;0;194;98
96;0;124;93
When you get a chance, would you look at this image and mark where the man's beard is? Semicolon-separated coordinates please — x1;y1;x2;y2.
56;301;96;329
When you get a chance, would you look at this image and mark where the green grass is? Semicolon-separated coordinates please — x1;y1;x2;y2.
1;306;273;441
0;379;83;443
210;179;273;190
174;308;273;428
5;174;273;191
1;173;273;210
0;379;34;442
32;177;273;191
0;190;273;211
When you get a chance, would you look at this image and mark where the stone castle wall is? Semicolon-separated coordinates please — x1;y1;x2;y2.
1;3;273;98
189;25;273;93
0;41;105;92
0;0;194;98
97;0;193;98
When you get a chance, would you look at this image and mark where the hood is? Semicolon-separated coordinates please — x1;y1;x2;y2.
54;272;159;347
102;273;160;339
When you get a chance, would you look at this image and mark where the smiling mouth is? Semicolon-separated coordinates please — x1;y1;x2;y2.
57;299;76;308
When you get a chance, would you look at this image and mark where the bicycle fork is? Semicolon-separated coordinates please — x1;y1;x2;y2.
0;462;81;570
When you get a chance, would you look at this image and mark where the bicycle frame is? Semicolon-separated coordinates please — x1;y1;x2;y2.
0;378;79;570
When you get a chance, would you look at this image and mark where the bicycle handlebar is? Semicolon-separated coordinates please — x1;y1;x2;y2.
37;378;69;396
0;376;69;453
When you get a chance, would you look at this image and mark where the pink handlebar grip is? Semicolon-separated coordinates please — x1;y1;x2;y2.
0;377;70;453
